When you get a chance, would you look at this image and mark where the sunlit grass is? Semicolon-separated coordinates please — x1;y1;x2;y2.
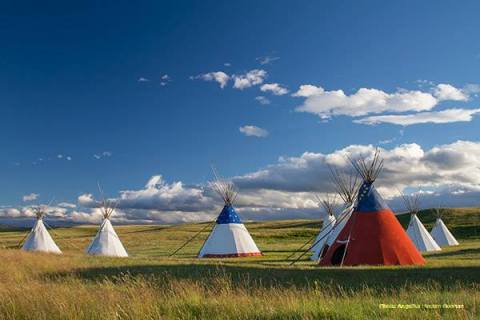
0;207;478;319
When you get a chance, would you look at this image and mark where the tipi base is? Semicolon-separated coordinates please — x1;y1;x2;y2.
201;252;263;258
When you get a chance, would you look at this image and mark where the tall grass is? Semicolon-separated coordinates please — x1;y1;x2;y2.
0;209;478;319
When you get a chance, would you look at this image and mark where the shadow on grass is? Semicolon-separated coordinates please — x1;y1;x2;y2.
48;261;480;292
429;247;480;258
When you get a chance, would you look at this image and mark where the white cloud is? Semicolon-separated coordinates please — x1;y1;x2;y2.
294;85;439;118
292;85;325;97
93;151;112;160
195;71;230;88
232;141;480;202
260;83;289;95
463;84;480;95
354;108;480;126
239;125;269;138
232;69;267;90
433;84;468;101
224;62;231;67
255;96;271;105
22;193;39;202
138;77;150;82
256;55;280;65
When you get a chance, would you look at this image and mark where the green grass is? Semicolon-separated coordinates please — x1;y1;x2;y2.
0;207;478;319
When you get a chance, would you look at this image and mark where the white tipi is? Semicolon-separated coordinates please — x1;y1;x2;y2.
22;206;62;254
310;196;336;261
316;169;360;262
404;195;441;253
86;195;128;257
198;174;261;258
430;208;459;247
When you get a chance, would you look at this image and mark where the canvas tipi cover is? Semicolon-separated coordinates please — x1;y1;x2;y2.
319;151;425;266
22;217;62;254
86;218;128;257
317;204;354;261
431;218;459;246
430;209;459;247
198;205;261;258
310;214;336;260
198;176;261;258
85;193;128;257
406;214;441;252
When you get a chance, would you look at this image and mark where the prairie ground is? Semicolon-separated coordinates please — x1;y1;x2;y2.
0;208;478;319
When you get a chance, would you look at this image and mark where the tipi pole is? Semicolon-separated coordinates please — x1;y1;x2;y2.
169;221;216;257
17;229;32;248
43;220;82;251
286;217;339;260
289;211;351;266
340;210;358;267
285;233;317;260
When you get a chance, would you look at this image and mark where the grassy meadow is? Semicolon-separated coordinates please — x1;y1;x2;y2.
0;208;478;319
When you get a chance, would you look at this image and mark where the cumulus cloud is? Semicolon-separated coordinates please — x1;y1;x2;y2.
255;96;271;105
195;71;230;88
138;77;150;82
292;84;325;97
232;69;267;89
260;83;289;95
233;141;480;201
294;85;439;118
354;108;480;126
4;141;480;226
239;125;269;137
433;84;469;101
22;193;39;202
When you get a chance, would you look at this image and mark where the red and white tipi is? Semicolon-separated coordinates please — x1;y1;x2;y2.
198;176;261;258
319;150;425;266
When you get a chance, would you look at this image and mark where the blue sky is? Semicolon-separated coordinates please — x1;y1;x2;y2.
1;1;480;223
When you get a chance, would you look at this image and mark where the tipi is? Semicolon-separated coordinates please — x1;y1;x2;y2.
86;195;128;257
430;208;459;247
310;196;336;261
319;150;425;266
316;169;360;262
22;206;62;254
404;195;441;253
198;175;261;258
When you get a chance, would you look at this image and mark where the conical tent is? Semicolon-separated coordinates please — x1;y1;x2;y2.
198;175;261;258
319;150;425;266
310;196;336;261
430;210;459;247
403;195;441;253
317;169;360;262
86;196;128;257
22;206;62;254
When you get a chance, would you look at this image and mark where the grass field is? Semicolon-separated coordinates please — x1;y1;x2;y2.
0;208;478;319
